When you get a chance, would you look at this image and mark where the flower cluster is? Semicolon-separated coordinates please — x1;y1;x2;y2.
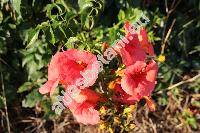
38;22;158;125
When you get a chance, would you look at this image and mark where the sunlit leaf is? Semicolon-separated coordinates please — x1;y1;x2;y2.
12;0;21;17
22;89;42;108
18;82;33;93
26;30;40;48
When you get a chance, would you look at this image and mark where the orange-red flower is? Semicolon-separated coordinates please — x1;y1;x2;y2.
124;22;155;56
112;33;146;66
139;28;155;56
38;20;158;125
111;22;158;102
112;81;136;104
112;22;152;66
39;49;99;95
121;60;158;101
63;88;101;125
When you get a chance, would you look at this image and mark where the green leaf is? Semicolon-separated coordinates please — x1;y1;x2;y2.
22;54;34;67
8;24;16;29
27;61;38;76
12;0;22;17
58;26;67;38
187;117;197;129
78;0;93;12
0;96;4;108
65;37;79;48
26;30;40;48
0;11;3;24
35;53;42;61
32;0;36;6
49;26;55;44
40;100;55;118
38;45;45;54
85;16;94;29
17;82;32;93
118;10;125;21
22;89;42;108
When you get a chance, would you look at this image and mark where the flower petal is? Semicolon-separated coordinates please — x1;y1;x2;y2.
121;74;136;96
139;28;155;55
71;103;100;125
120;44;146;66
146;60;158;82
39;80;59;95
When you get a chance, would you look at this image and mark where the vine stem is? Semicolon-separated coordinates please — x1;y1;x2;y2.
157;73;200;94
1;72;11;133
161;19;176;54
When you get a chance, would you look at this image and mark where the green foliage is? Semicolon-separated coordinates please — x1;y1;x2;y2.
183;109;198;129
0;96;4;108
12;0;22;18
22;89;42;108
17;82;33;93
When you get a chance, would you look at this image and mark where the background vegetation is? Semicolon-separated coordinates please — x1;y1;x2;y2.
0;0;199;132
